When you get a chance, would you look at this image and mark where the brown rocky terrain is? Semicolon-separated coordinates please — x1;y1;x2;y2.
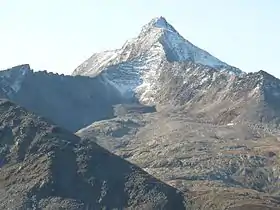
77;106;280;209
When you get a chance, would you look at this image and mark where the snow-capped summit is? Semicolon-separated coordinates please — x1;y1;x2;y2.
72;17;243;104
140;16;178;34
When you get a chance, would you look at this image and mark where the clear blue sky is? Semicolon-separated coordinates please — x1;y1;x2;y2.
0;0;279;78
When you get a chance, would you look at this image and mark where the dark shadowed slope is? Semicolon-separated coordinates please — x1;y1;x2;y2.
0;64;130;132
0;99;186;210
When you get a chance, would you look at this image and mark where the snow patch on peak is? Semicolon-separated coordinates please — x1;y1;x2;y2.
160;29;241;72
136;17;242;74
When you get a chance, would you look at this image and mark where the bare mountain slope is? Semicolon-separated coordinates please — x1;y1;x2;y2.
0;99;186;210
146;62;280;127
76;109;280;210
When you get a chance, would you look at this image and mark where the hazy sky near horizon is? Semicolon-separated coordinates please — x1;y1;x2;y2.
0;0;279;78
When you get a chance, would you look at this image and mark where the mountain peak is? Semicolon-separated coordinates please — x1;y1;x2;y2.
72;17;243;103
150;16;170;28
141;16;178;34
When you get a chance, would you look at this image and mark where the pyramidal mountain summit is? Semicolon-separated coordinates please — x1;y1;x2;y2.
71;17;280;128
73;16;242;76
73;16;243;104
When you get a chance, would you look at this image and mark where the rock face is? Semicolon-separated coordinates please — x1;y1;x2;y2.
0;64;129;132
0;99;186;210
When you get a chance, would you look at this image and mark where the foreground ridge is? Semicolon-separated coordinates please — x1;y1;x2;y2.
0;99;186;209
